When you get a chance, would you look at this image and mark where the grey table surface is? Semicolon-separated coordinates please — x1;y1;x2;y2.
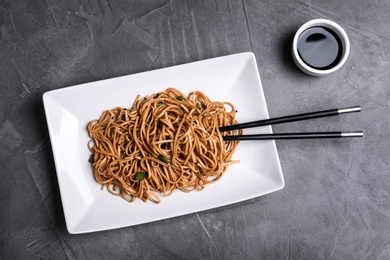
1;0;390;259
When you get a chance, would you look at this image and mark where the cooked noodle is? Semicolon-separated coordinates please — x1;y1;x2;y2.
87;88;242;203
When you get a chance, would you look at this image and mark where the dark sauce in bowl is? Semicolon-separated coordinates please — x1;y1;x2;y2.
297;26;343;70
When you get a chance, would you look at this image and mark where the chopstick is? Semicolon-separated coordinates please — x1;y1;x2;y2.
219;105;361;132
223;131;364;141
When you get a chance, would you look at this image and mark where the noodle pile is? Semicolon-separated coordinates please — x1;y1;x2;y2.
87;88;242;203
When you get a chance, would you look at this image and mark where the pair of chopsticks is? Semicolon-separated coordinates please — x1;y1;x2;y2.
220;106;363;140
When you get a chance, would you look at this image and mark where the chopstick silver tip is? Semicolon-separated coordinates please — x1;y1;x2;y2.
338;106;361;114
341;131;364;137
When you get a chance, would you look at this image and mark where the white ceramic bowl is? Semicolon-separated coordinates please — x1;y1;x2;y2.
292;19;350;76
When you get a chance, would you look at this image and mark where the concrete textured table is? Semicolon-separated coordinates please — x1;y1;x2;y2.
1;0;390;259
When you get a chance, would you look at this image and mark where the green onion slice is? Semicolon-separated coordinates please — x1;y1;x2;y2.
177;96;184;101
135;172;146;180
158;155;169;163
88;154;94;163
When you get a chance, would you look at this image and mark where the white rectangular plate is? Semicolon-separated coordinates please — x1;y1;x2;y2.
43;52;284;234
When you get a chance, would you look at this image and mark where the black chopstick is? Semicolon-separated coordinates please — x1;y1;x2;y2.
219;106;361;132
223;131;364;141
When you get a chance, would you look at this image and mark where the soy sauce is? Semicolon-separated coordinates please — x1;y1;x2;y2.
297;26;343;70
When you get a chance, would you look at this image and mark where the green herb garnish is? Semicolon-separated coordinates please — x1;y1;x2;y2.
158;155;169;163
177;96;184;101
157;102;164;107
88;154;94;163
196;104;201;109
135;172;146;180
154;93;160;99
